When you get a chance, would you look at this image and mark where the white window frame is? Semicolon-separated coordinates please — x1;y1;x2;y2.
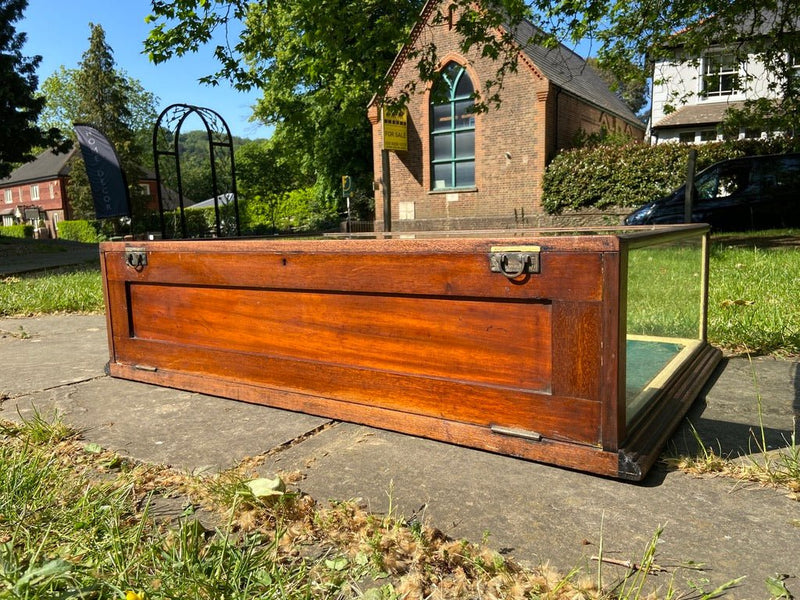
700;129;718;142
3;189;12;204
701;53;739;97
789;53;800;84
30;184;40;201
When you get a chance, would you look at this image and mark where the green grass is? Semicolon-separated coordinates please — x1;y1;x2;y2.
0;264;104;317
626;242;703;340
707;241;800;356
0;411;743;600
623;230;799;356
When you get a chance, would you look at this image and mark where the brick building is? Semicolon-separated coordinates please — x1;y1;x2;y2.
1;148;75;238
368;1;645;231
1;147;160;238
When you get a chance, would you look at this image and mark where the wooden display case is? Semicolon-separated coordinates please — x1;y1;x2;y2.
100;225;720;480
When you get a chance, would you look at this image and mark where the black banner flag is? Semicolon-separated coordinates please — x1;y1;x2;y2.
74;124;130;219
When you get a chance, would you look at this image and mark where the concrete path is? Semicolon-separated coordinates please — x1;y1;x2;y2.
1;313;798;599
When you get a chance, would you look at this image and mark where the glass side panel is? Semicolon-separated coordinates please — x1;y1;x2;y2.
625;235;704;424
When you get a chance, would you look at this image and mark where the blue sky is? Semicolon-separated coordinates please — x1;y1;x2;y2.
20;0;272;140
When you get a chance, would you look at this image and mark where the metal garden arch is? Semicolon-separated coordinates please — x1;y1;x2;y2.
153;104;240;238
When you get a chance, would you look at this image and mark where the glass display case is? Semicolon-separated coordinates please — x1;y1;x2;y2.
100;224;720;480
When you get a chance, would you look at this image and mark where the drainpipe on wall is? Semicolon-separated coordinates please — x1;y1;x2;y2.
381;149;392;233
553;87;562;157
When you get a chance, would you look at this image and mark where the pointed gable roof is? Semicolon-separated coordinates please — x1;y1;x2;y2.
1;147;78;187
509;19;640;125
371;0;643;128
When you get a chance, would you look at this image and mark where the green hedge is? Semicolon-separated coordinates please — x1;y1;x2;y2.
57;220;102;243
0;224;34;239
541;137;800;214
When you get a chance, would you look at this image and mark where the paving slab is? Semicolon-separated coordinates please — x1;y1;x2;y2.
0;314;798;599
0;314;109;395
9;378;331;473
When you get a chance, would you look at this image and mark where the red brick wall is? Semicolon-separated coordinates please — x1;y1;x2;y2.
370;8;641;231
2;178;65;212
555;92;642;153
0;177;70;237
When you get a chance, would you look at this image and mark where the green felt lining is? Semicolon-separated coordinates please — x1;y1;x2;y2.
626;339;685;403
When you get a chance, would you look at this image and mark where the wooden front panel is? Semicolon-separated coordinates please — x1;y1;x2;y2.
102;238;612;447
128;284;552;391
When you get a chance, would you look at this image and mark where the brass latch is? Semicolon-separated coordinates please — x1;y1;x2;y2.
125;248;148;271
488;246;540;279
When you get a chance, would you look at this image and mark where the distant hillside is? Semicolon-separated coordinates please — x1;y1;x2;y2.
171;130;256;203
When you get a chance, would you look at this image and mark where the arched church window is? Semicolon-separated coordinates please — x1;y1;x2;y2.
430;62;475;190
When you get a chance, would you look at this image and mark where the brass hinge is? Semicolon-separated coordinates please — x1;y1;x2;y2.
490;425;543;441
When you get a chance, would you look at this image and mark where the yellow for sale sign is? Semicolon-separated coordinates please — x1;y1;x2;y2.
382;107;408;152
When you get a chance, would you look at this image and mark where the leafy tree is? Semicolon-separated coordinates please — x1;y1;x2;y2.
0;0;68;178
168;130;250;204
235;135;313;231
586;57;647;117
144;0;531;225
39;65;159;160
538;0;800;133
66;24;153;223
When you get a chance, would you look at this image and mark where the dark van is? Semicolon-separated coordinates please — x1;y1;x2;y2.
624;153;800;230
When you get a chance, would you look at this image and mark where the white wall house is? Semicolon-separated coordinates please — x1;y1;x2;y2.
650;49;794;144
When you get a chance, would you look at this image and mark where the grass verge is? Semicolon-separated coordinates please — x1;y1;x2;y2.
0;264;103;317
708;234;800;356
0;411;742;600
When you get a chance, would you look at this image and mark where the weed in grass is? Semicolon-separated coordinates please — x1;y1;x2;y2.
664;420;730;475
0;406;77;445
593;525;747;600
665;356;800;498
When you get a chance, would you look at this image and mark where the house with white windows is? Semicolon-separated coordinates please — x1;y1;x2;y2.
1;147;164;238
0;148;75;237
650;12;799;144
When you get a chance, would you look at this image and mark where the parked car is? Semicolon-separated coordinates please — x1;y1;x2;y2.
624;153;800;230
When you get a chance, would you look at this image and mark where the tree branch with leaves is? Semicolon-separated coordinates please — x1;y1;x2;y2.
0;0;69;178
